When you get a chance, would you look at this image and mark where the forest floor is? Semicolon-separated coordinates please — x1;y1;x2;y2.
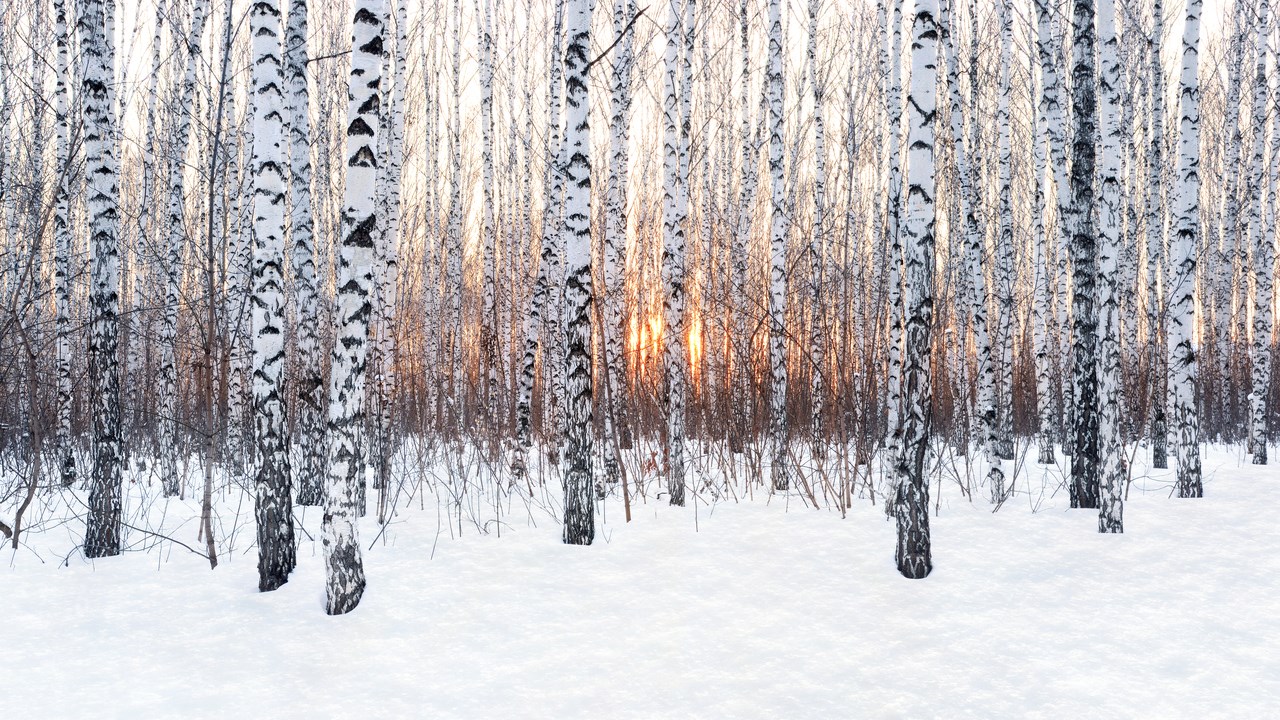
3;444;1278;718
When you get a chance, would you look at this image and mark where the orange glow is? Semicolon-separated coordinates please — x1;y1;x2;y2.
688;313;703;381
625;310;704;383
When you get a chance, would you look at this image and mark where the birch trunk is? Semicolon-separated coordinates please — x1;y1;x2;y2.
808;0;827;451
894;0;937;580
662;0;688;506
1032;0;1054;466
884;0;904;461
323;0;386;614
767;0;789;491
480;0;499;422
54;0;75;485
288;0;325;506
1169;0;1203;498
1148;0;1168;469
561;0;595;544
82;0;124;559
158;0;209;499
603;0;636;480
1069;0;1101;509
1247;0;1273;464
250;0;296;591
515;0;565;453
1097;0;1124;533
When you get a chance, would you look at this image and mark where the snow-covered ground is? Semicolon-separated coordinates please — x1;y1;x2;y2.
3;445;1278;718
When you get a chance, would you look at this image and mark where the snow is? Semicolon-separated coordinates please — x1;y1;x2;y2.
4;445;1279;717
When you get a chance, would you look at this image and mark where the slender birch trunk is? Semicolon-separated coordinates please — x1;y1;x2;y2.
158;0;209;499
603;0;636;481
446;0;464;417
288;0;325;506
808;0;827;451
990;0;1015;464
662;0;688;505
766;0;790;491
1247;0;1273;464
884;0;904;460
732;0;756;455
1097;0;1124;533
1148;0;1168;469
561;0;595;544
515;0;565;453
480;0;499;423
1169;0;1203;498
962;0;1000;494
54;0;75;485
1032;0;1054;466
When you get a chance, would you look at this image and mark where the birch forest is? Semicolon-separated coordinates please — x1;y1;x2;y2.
0;0;1272;615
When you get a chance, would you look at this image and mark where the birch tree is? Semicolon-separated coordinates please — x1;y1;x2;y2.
1031;0;1053;466
766;0;789;491
1169;0;1203;498
324;0;386;614
1096;0;1124;533
1247;0;1273;464
884;0;904;465
158;0;209;498
288;0;325;505
480;0;499;421
53;0;75;485
1147;0;1168;469
808;0;827;450
662;0;688;506
515;0;565;453
1069;0;1100;509
894;0;937;580
250;0;296;591
561;0;595;544
603;0;636;482
993;0;1015;463
81;0;124;559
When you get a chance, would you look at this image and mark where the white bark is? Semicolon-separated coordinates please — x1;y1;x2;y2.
561;0;595;544
662;0;688;505
250;0;296;590
1247;0;1273;464
158;0;209;499
1097;0;1124;533
1147;0;1168;468
324;0;386;614
515;0;565;452
603;0;636;480
884;0;904;459
808;0;827;449
894;0;937;580
480;0;499;419
82;0;124;559
1169;0;1202;498
288;0;325;506
994;0;1014;464
54;0;75;484
767;0;789;490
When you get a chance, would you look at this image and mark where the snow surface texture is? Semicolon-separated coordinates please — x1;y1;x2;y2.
3;445;1278;718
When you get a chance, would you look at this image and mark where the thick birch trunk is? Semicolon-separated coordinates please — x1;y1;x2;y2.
894;0;937;579
323;0;386;615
